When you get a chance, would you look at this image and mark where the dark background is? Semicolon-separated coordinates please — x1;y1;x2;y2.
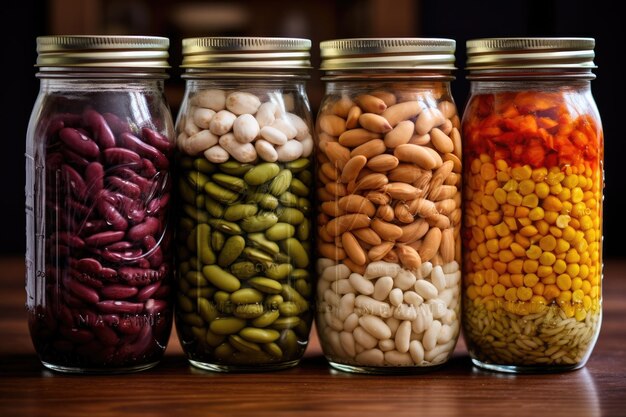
3;0;623;257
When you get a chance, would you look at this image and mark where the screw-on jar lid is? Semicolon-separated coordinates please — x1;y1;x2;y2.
36;35;170;68
181;37;311;70
320;38;456;71
466;37;596;71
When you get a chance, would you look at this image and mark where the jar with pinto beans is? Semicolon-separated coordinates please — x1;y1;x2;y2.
462;38;604;373
25;36;176;373
315;39;462;373
174;37;315;372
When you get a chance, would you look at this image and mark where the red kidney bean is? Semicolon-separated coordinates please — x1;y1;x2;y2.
102;112;131;135
144;299;168;315
141;127;173;153
61;164;88;200
52;232;85;249
111;167;153;195
70;269;104;289
75;257;103;275
61;147;90;169
99;268;118;280
118;266;162;286
46;119;66;137
92;325;120;347
66;199;91;218
79;219;108;236
118;132;169;169
63;276;100;305
100;284;138;299
100;248;142;263
59;127;100;159
118;325;153;360
96;200;128;231
107;176;141;199
84;230;125;247
84;162;104;196
103;147;142;166
136;282;161;301
105;241;134;252
136;259;151;269
97;300;144;314
83;109;116;149
127;216;159;242
140;158;158;178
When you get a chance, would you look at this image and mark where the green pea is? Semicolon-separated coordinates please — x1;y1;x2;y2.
273;252;291;264
212;173;247;193
193;157;216;173
214;342;234;360
244;163;280;185
183;204;209;223
182;313;204;327
230;261;257;279
185;270;208;287
218;235;245;267
297;198;310;213
178;178;196;205
228;335;261;353
278;191;298;208
277;208;304;225
297;219;310;240
213;290;230;305
289;178;309;197
269;169;292;196
265;223;295;241
187;171;210;189
295;279;311;297
281;284;308;311
247;233;280;255
196;223;216;265
223;204;258;221
251;309;280;328
246;193;279;210
203;264;241;292
248;277;283;294
278;302;301;317
271;317;301;330
263;342;283;358
278;329;299;357
291;268;309;280
197;297;218;322
204;182;239;204
230;288;264;304
244;247;274;264
239;328;281;344
210;317;246;335
285;158;310;172
177;293;194;313
240;212;279;232
204;197;224;218
219;161;253;176
265;263;293;280
233;303;265;319
206;329;226;347
211;230;225;251
208;219;242;235
281;238;309;268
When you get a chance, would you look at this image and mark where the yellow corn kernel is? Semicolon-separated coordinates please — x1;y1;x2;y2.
514;234;531;248
565;250;581;263
537;265;552;277
517;287;533;301
493;188;507;204
495;159;509;170
567;263;581;278
583;295;592;310
517;217;531;227
571;187;584;203
504;287;518;302
523;273;539;287
550;183;563;195
572;277;583;292
470;158;482;174
502;204;515;216
529;207;545;221
532;167;548;182
512;165;532;181
539;252;556;266
557;274;572;291
482;257;494;270
499;235;514;250
555;214;571;229
507;191;523;206
514;206;528;218
518;179;535;195
575;309;587;322
508;259;524;274
520;225;538;237
467;285;479;300
510;242;526;257
553;259;567;274
584;228;597;243
543;284;560;300
562;226;576;242
481;283;494;296
572;289;584;303
479;153;492;163
536;220;550;235
470;250;481;264
486;212;501;226
558;188;571;202
555;239;571;254
498;273;512;287
533;282;545;295
503;179;518;192
493;261;507;274
486;239;499;254
493;283;506;297
482;195;499;211
544;210;559;224
572;202;588;218
498;250;515;263
477;243;488;258
535;182;550;199
590;286;599;298
543;196;563;211
546;170;565;185
521;194;539;208
579;264;590;279
585;198;597;210
472;227;485;243
562;202;574;216
563;174;579;188
558;290;573;304
580;251;590;265
473;271;486;286
485;269;499;286
562;303;575;318
538;235;557;252
497;171;511;182
504;217;519;230
523;260;539;273
485;181;499;196
494;222;510;237
580;215;593;230
476;215;490;229
526;245;542;259
543;274;557;286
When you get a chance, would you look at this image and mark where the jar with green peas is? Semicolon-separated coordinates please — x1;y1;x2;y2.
462;38;603;373
174;37;315;371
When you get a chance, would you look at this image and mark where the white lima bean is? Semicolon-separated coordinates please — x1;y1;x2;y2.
226;91;261;115
233;114;260;144
210;110;237;136
192;107;215;129
191;89;226;111
219;133;257;163
317;259;459;367
276;140;303;162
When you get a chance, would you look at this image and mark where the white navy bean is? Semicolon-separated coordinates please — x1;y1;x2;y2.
414;280;438;300
348;273;374;295
191;89;226;111
321;263;351;282
339;331;356;357
393;269;416;290
388;288;404;306
423;320;442;351
379;339;395;352
385;350;413;366
403;291;423;308
359;315;392;340
353;326;378;349
364;261;401;279
331;279;354;295
339;293;355;321
355;295;392;318
300;134;314;157
373;276;394;301
355;349;384;366
343;313;359;332
428;299;447;319
431;265;446;292
324;289;341;308
203;145;229;163
393;303;418;321
395;320;411;353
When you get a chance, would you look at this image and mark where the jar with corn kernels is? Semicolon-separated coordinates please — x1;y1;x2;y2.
461;38;603;373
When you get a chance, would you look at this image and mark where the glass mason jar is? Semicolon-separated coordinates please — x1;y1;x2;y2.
174;37;315;372
315;38;462;373
25;36;176;373
462;38;604;373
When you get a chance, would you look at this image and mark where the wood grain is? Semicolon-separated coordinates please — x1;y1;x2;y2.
1;257;625;417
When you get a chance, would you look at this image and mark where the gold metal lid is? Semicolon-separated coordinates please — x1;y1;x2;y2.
320;38;456;71
181;37;311;70
466;37;596;70
36;36;170;68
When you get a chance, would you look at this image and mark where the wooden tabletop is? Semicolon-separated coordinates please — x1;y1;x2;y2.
1;256;624;417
